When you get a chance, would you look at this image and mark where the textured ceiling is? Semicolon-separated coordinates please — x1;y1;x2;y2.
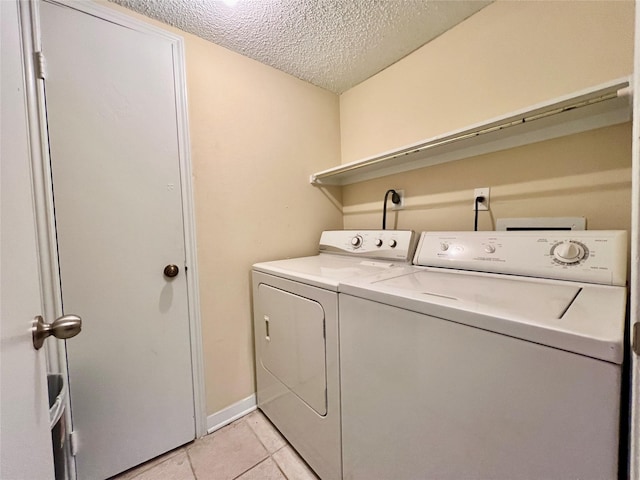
110;0;492;94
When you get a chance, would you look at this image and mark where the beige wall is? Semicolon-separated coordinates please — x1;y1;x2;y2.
343;124;631;232
187;37;342;414
102;2;343;415
103;0;634;417
340;0;634;236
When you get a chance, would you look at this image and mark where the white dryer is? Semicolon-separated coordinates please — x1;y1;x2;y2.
252;230;417;480
339;230;627;480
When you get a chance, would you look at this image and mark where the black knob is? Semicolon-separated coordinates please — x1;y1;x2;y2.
164;264;179;278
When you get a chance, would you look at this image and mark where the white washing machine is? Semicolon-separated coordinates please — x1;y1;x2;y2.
252;230;417;480
339;230;627;480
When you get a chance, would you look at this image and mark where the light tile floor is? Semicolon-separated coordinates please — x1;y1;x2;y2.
111;410;319;480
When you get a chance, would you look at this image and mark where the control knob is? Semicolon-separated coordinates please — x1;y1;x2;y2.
375;239;383;247
351;235;363;249
389;239;397;248
552;241;586;264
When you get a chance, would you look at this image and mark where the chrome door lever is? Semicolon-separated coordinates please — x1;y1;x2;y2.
32;314;82;350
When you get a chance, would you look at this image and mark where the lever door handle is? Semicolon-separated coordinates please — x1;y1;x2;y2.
32;314;82;350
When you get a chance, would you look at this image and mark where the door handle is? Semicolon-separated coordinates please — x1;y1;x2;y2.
32;314;82;350
163;264;179;278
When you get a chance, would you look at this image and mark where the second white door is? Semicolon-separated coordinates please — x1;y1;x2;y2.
40;2;196;478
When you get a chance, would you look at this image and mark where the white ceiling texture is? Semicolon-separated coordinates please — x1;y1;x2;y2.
110;0;493;94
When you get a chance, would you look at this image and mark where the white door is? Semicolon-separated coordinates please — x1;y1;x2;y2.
0;1;55;478
39;2;196;478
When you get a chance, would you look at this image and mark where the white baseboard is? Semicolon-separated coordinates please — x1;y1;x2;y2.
206;393;257;434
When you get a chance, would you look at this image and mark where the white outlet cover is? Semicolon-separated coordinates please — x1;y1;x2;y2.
473;188;490;210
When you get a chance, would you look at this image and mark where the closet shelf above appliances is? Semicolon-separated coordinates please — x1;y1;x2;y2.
310;77;631;186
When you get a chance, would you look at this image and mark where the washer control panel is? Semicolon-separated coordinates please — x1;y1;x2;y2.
319;230;417;262
415;231;627;286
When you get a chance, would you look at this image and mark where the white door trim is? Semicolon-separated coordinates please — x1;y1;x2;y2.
19;0;207;452
18;2;78;476
18;0;63;367
629;3;640;478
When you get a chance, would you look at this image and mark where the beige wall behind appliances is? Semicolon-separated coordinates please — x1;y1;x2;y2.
339;0;634;235
103;0;634;419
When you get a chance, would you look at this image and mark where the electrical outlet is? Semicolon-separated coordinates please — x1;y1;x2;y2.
391;189;405;210
473;187;490;211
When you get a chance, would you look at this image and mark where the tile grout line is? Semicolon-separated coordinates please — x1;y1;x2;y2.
241;413;292;480
185;446;199;480
230;456;281;480
228;415;271;480
113;446;186;480
245;413;288;457
270;445;291;480
244;413;271;452
271;455;290;480
246;411;290;455
246;411;320;479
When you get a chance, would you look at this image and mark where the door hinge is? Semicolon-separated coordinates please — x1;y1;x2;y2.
34;51;47;79
69;430;79;456
633;323;640;356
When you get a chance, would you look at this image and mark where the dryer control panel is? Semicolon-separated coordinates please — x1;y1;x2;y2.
319;230;417;262
414;230;627;286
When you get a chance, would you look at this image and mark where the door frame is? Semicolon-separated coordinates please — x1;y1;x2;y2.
17;0;207;468
630;3;640;478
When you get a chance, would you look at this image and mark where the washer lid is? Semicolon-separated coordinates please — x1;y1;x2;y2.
340;268;626;364
253;254;412;291
387;270;580;319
